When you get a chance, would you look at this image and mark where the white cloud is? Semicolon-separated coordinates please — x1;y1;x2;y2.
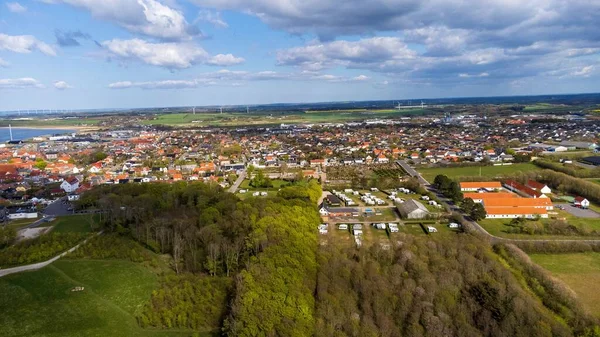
6;2;27;13
0;34;57;56
277;37;416;70
108;70;371;89
195;10;228;28
54;81;73;90
43;0;198;40
458;72;490;78
0;78;45;89
571;65;594;77
102;38;244;68
0;58;9;67
108;80;202;89
206;54;245;66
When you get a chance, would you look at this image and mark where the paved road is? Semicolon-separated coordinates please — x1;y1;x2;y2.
43;198;74;217
228;171;247;193
396;160;430;185
0;232;101;278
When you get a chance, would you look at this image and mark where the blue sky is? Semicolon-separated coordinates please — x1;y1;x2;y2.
0;0;599;110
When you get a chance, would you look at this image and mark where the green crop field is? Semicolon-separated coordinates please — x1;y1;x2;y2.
417;163;540;182
530;252;600;316
0;259;197;337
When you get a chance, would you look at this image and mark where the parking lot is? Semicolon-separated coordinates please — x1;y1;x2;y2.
555;203;600;218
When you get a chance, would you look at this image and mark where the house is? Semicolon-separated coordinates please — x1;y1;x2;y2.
482;197;553;210
574;197;590;209
582;156;600;166
485;207;548;219
526;181;552;194
319;205;359;217
459;181;502;192
503;180;547;198
60;177;79;193
463;192;518;203
326;194;342;207
396;199;430;219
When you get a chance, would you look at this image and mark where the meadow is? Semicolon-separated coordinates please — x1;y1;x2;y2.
417;163;540;182
0;259;198;337
530;252;600;316
143;109;433;127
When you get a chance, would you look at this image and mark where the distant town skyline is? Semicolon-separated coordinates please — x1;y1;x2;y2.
1;0;599;110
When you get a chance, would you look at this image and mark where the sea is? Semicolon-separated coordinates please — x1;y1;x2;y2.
0;128;75;142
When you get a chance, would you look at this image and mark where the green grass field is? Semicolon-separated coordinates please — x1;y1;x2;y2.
143;109;435;127
417;163;540;182
51;215;100;233
0;260;197;337
239;178;288;190
478;214;600;240
530;252;600;316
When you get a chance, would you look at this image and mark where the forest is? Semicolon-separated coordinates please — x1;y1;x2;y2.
68;180;600;336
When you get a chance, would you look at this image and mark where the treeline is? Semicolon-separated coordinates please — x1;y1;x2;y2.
138;275;231;331
224;198;321;336
314;235;574;337
495;244;599;335
77;182;258;275
76;180;324;336
533;159;600;178
0;232;86;267
0;226;16;249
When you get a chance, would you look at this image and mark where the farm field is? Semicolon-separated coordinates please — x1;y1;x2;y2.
530;252;600;316
143;109;434;127
417;163;540;182
0;259;198;337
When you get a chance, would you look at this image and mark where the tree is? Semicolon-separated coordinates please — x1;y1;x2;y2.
471;203;487;221
461;198;476;215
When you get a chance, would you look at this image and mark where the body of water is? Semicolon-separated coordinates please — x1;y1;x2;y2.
0;128;75;142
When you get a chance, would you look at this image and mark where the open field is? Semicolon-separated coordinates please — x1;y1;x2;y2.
417;163;540;182
143;109;435;127
0;259;198;337
479;213;600;240
530;252;600;316
51;215;100;233
239;178;288;190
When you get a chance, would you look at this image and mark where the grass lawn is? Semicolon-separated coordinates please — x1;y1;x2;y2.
417;163;540;182
479;217;600;240
51;215;100;233
4;217;40;229
530;252;600;317
239;178;289;190
0;259;197;337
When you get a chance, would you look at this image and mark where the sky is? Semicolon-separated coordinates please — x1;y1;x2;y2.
0;0;599;110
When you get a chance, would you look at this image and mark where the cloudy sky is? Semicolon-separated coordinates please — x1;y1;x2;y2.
0;0;599;110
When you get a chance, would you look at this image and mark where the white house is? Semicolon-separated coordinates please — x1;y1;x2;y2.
574;197;590;209
60;177;79;193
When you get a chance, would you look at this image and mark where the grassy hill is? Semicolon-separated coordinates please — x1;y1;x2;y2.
0;259;198;337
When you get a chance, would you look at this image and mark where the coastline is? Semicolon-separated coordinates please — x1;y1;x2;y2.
0;126;98;131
